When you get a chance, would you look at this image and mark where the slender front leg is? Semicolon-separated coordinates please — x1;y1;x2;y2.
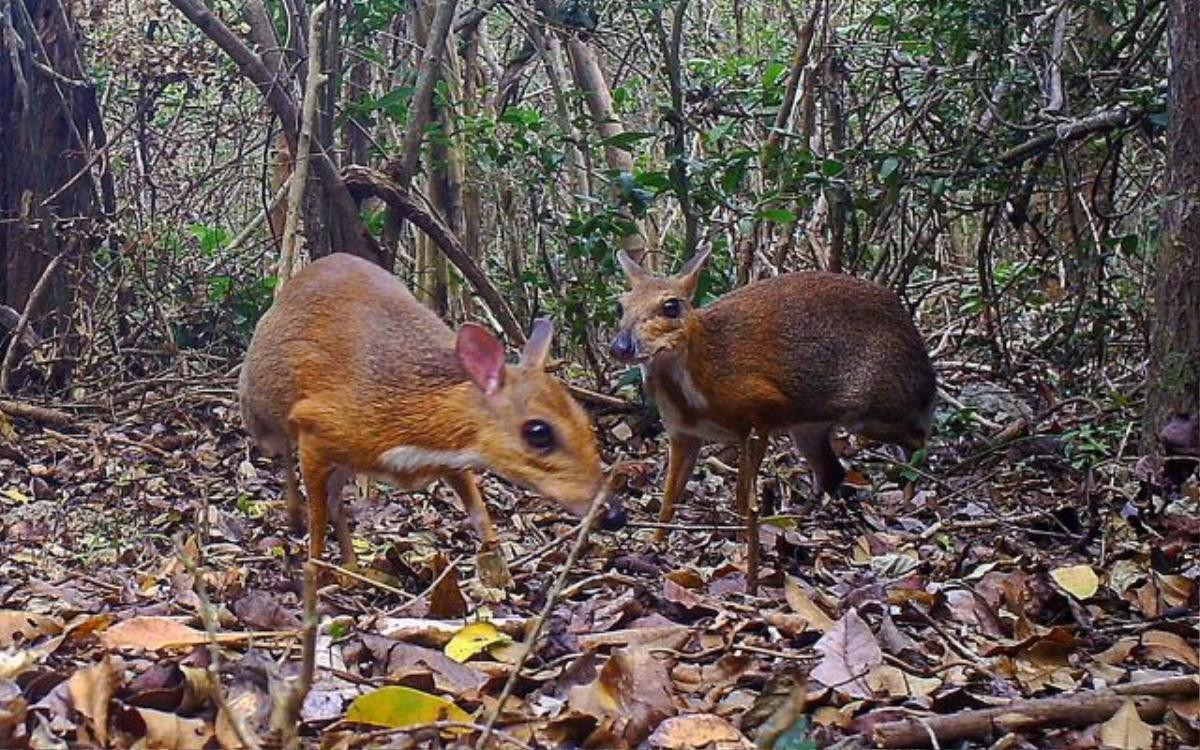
655;433;701;544
297;435;333;562
446;471;510;588
735;431;768;595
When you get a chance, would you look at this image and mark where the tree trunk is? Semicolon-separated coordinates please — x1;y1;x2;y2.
1143;0;1200;453
0;0;101;389
564;34;651;266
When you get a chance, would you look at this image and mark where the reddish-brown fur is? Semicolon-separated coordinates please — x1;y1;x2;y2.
611;249;935;544
239;253;604;578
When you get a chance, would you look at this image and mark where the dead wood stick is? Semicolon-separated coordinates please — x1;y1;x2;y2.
476;485;611;749
0;398;75;426
179;538;262;750
270;561;320;749
342;165;525;346
276;1;326;288
871;675;1199;748
0;253;62;393
565;383;637;413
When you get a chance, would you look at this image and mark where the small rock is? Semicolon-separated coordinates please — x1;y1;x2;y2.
612;421;634;442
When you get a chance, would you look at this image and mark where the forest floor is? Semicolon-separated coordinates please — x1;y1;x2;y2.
0;367;1197;749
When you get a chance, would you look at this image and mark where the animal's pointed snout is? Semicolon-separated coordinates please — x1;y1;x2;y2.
610;329;637;362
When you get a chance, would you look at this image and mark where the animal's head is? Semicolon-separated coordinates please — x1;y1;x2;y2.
609;248;711;363
456;319;618;523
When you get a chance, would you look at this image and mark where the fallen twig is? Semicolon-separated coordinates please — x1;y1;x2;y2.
476;485;611;749
178;537;262;750
870;675;1199;748
0;253;63;392
270;560;320;749
0;398;75;426
309;558;416;601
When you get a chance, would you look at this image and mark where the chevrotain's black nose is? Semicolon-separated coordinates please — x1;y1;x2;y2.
600;493;628;530
610;330;636;361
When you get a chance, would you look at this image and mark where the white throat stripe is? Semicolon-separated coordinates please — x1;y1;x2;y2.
377;446;483;474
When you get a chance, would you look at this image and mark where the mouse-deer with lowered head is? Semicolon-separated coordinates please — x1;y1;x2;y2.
610;249;935;580
239;253;622;586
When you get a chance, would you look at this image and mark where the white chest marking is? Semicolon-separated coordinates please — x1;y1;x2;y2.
645;359;736;443
376;446;483;475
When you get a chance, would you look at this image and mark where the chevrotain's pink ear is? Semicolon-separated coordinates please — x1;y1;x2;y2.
676;247;712;297
456;323;506;396
521;317;554;370
617;250;649;284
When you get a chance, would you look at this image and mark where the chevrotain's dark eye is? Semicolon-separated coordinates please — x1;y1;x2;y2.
662;298;683;318
521;419;556;451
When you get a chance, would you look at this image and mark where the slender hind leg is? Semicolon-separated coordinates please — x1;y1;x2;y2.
789;423;845;498
297;435;333;562
325;468;355;567
282;446;304;533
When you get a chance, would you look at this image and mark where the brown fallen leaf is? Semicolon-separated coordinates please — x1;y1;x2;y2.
376;617;527;647
672;654;753;695
427;553;468;619
215;687;267;750
362;634;488;695
231;592;302;631
118;705;215;749
645;713;753;749
67;655;123;746
100;616;231;651
784;576;835;633
866;664;941;698
809;610;882;699
0;650;36;680
1099;699;1156;749
568;644;678;746
577;626;691;651
1140;630;1200;668
0;611;63;648
0;679;28;746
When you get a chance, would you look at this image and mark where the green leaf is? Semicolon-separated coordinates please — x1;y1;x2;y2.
879;156;901;181
602;131;657;152
758;208;797;223
762;60;787;90
821;159;846;177
345;686;471;728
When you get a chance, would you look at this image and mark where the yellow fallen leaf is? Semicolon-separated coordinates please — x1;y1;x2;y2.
345;685;471;728
1051;564;1100;600
1;488;29;505
1099;699;1155;749
444;621;511;663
